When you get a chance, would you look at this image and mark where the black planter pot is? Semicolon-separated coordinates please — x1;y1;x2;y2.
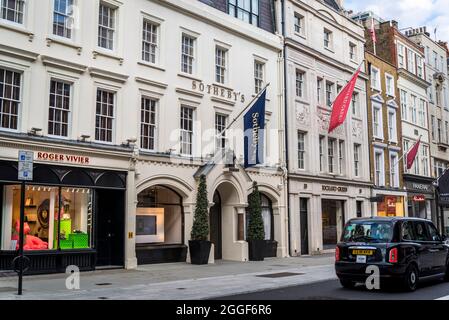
189;240;212;265
248;239;266;261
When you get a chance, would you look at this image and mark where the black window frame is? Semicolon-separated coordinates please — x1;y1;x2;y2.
228;0;260;27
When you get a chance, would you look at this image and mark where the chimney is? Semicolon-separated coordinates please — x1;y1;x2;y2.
391;20;399;29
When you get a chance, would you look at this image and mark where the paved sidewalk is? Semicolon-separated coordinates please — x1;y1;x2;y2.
0;254;335;300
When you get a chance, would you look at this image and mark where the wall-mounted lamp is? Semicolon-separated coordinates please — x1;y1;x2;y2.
28;127;42;136
79;134;91;142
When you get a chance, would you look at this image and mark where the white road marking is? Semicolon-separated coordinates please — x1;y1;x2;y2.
435;295;449;300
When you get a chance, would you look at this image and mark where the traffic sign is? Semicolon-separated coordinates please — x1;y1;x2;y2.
18;150;33;181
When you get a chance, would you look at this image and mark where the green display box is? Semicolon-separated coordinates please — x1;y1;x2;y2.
69;233;89;249
54;219;72;249
60;239;73;249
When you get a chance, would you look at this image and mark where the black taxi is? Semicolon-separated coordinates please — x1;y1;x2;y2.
335;217;449;291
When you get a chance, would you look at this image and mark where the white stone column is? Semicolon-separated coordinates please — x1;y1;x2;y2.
124;169;138;270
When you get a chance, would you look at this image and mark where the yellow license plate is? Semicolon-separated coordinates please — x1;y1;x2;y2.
352;249;374;256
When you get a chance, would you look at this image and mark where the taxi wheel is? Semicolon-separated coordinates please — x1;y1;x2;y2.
403;264;418;292
339;279;355;289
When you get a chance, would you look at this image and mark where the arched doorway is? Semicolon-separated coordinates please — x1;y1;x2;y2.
211;181;244;261
136;185;186;264
209;191;222;260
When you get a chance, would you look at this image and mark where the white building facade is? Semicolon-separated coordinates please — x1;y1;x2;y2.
0;0;288;273
278;0;371;256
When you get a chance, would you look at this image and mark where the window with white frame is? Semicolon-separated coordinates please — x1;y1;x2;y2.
228;0;259;26
410;95;417;124
48;79;71;137
180;105;194;156
351;92;359;116
53;0;74;39
372;102;383;138
294;12;304;35
298;131;306;169
374;148;385;186
140;97;157;151
418;99;426;127
433;51;438;69
407;49;415;74
354;143;360;177
181;34;195;74
403;139;410;172
385;73;394;96
349;42;356;61
387;108;397;142
434;160;448;178
215;47;227;84
254;60;264;93
400;89;407;120
317;78;323;104
437;119;442;143
398;44;405;68
371;66;380;91
296;70;305;98
338;140;345;175
422;145;429;176
215;113;227;156
95;89;115;142
417;56;423;78
142;19;158;64
444;121;449;143
328;137;336;174
326;81;334;107
1;0;24;24
324;29;332;49
319;135;325;172
98;2;115;50
390;152;399;188
431;115;436;141
0;68;21;130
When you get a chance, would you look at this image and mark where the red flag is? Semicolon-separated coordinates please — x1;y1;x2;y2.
328;67;361;133
406;137;421;170
370;18;377;44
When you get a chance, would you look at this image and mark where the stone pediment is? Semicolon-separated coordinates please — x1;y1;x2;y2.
370;93;384;104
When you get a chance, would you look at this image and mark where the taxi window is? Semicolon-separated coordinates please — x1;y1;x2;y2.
427;223;441;242
401;221;415;241
413;221;431;242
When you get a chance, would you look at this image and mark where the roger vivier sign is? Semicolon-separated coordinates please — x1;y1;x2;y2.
36;152;90;165
322;185;348;192
192;81;246;103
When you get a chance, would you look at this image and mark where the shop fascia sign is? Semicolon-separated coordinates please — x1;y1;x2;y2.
192;81;246;104
412;195;426;202
322;185;348;193
36;151;90;165
406;182;432;192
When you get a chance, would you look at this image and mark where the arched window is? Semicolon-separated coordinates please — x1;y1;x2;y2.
136;186;183;244
260;194;274;241
246;193;274;241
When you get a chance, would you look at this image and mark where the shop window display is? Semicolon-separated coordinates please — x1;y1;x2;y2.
1;185;92;251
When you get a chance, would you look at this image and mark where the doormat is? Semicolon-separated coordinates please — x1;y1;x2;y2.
256;272;305;278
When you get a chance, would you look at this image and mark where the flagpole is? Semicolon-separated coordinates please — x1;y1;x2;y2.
216;82;270;138
392;135;422;170
209;83;269;162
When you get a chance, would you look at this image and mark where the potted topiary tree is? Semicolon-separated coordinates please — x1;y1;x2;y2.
247;181;265;261
189;175;212;265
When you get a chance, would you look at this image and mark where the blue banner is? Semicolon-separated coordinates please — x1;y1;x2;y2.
244;89;266;168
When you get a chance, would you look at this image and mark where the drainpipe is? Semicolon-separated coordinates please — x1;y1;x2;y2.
279;0;292;257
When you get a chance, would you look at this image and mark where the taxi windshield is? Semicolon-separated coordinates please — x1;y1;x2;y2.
342;221;393;243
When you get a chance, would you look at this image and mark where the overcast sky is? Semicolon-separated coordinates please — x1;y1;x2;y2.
345;0;449;42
